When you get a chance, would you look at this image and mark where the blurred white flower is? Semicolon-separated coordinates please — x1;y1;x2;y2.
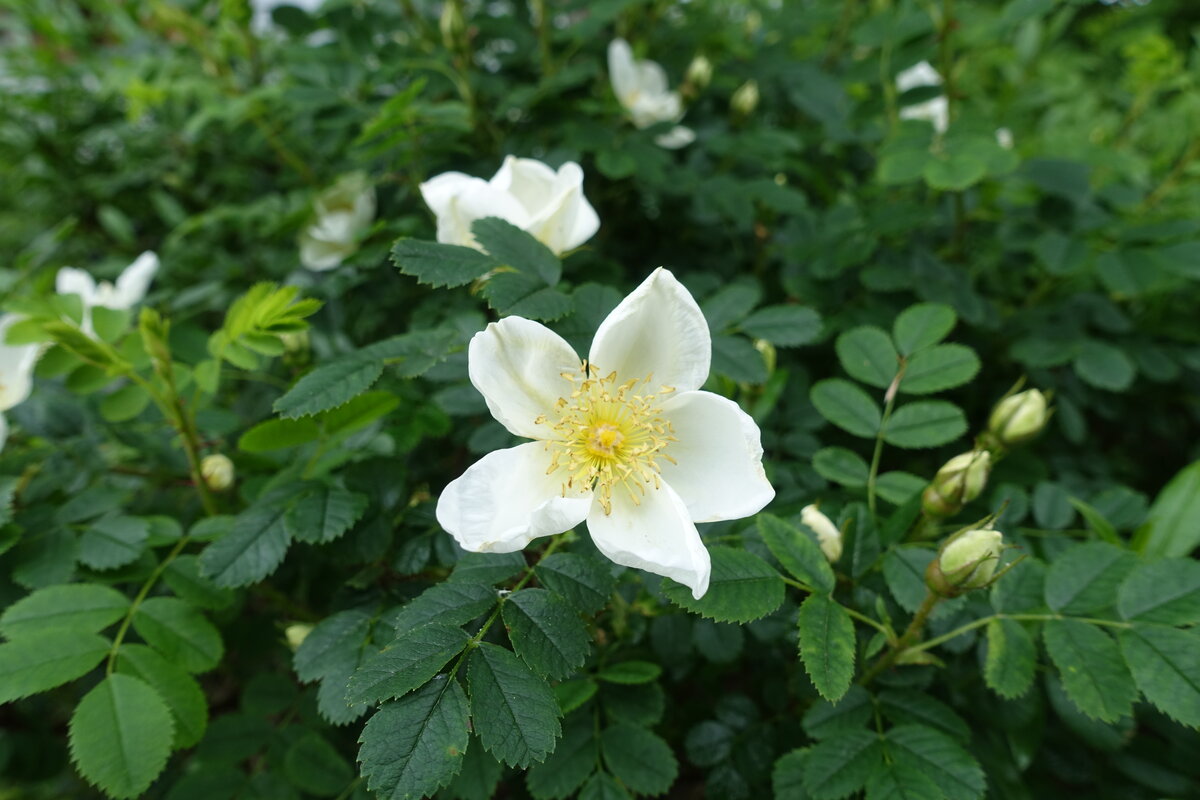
996;127;1014;150
299;172;376;271
420;156;599;255
801;504;842;563
896;60;949;134
607;39;695;149
436;268;775;599
56;252;159;335
0;314;41;452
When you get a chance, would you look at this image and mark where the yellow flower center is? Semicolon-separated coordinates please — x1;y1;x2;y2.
536;364;676;515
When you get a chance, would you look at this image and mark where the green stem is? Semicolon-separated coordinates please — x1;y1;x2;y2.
531;0;553;76
867;370;904;520
908;612;1131;655
859;590;941;685
781;577;890;637
106;535;191;673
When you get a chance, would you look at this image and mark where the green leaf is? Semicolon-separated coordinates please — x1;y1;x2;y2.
162;555;235;610
865;761;945;800
320;390;400;437
984;618;1036;699
443;735;502;800
803;686;873;740
1135;460;1200;558
69;674;174;800
99;384;151;422
199;490;296;588
392;237;498;288
132;597;223;674
471;217;561;286
389;582;498;637
1044;541;1135;615
923;153;986;191
579;773;633;800
1118;624;1200;728
882;547;934;612
893;303;956;355
284;732;354;797
1068;497;1122;546
601;723;678;796
740;305;823;347
989;557;1046;613
482;272;574;321
1073;340;1136;391
836;326;899;388
468;643;561;768
1043;619;1136;722
876;690;969;741
526;710;597;800
273;357;384;419
0;630;109;704
294;609;372;683
358;677;470;800
661;547;784;623
78;516;149;570
702;281;762;332
802;729;881;800
758;513;836;594
884;724;985;800
711;334;768;384
883;401;967;448
238;418;321;452
554;679;598;714
875;472;925;505
347;623;470;705
685;720;735;766
115;644;208;749
797;594;856;702
595;661;662;685
899;344;980;395
503;589;591;680
1117;559;1200;625
285;484;369;544
812;447;870;488
0;583;129;639
449;551;527;585
810;379;882;439
535;553;616;614
772;749;810;800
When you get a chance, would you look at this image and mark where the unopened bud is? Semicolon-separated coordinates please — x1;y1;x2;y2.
201;453;235;491
988;389;1049;447
922;450;991;517
439;0;466;50
284;623;313;651
686;55;713;90
801;504;842;563
926;528;1004;596
731;80;759;117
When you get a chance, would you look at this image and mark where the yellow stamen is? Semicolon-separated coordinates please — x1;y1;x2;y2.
536;363;675;515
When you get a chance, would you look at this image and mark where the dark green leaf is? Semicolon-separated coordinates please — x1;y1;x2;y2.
836;326;899;388
758;513;835;594
740;305;823;347
1118;624;1200;728
685;720;735;766
661;547;785;623
899;344;980;395
601;723;678;795
1135;460;1200;558
711;334;768;384
199;490;296;588
472;217;562;286
883;401;967;449
162;555;235;610
294;608;372;683
1045;542;1135;615
273;357;383;419
1043;619;1136;722
876;690;969;741
79;516;149;570
595;661;662;685
811;378;882;439
579;773;633;800
503;589;590;680
468;643;561;768
392;238;497;288
285;484;369;544
803;685;873;740
238;418;321;452
0;630;109;704
283;732;354;797
797;594;856;702
884;724;984;800
389;582;498;637
347;623;470;705
132;597;223;674
449;551;527;586
802;729;881;800
526;710;597;800
1073;340;1136;391
358;677;470;800
865;761;945;800
115;644;207;749
893;303;956;355
535;552;616;614
772;749;810;800
983;618;1036;699
0;583;129;639
1117;558;1200;624
812;447;870;488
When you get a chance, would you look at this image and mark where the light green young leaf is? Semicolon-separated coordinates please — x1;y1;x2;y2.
0;583;129;639
68;673;174;800
797;594;856;702
468;643;561;768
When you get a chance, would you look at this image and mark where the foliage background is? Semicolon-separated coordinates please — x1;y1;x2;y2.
2;0;1200;798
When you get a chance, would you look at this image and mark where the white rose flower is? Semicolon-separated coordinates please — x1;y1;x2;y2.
56;251;159;335
0;314;42;452
896;60;949;135
299;172;377;271
607;39;695;150
436;268;775;599
419;156;600;255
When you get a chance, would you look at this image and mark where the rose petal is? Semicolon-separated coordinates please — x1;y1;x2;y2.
589;267;710;393
490;156;558;215
524;162;599;254
586;480;711;599
607;39;640;108
55;267;96;302
654;125;695;150
436;441;592;553
112;252;159;309
469;316;582;439
419;171;478;218
0;315;40;412
658;390;774;522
